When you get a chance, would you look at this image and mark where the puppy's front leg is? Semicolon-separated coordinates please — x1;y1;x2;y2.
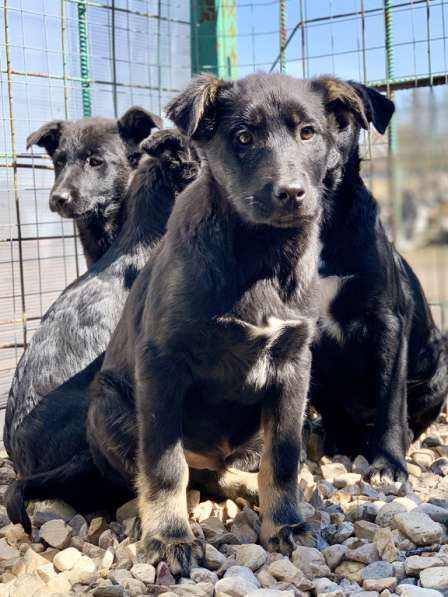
136;351;201;576
259;319;312;555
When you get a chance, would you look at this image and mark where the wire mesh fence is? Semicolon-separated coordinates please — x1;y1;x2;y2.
0;0;447;420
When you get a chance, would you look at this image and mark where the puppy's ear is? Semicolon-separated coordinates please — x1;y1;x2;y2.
165;74;230;140
118;107;163;144
26;121;64;156
313;76;370;131
347;81;395;134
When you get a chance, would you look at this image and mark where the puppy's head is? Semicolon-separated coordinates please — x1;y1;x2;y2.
27;107;162;219
166;73;340;228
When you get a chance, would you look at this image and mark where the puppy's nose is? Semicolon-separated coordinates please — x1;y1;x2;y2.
273;183;306;204
50;191;71;211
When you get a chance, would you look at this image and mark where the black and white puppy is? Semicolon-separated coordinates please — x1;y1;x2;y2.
86;73;380;576
27;108;162;266
4;130;198;515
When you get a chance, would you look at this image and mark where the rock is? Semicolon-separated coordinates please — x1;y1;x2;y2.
350;592;379;597
355;521;380;541
346;543;380;564
334;473;362;489
298;501;316;521
398;586;444;597
431;458;448;476
39;519;73;549
361;562;394;580
411;450;434;469
292;545;330;578
30;500;76;522
101;547;114;570
12;573;45;597
88;517;109;544
353;456;371;477
225;565;259;584
93;587;126;597
230;508;260;544
35;561;57;583
415;503;448;525
323;522;354;544
376;503;407;528
204;542;227;570
3;523;26;546
321;463;348;482
121;577;147;596
0;537;19;560
374;527;399;562
246;590;295;597
405;556;445;576
233;544;267;571
191;567;219;584
201;516;226;539
215;575;258;597
116;499;139;523
53;546;82;571
167;582;215;596
420;567;448;590
394;512;443;546
130;561;156;584
313;577;341;593
363;578;398;592
109;567;133;584
268;558;304;585
323;544;347;570
334;561;366;583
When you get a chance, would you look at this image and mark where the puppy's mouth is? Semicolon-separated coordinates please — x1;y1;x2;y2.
242;195;318;228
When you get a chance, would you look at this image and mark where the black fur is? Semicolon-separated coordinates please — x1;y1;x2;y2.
27;107;162;266
5;132;198;531
311;81;448;481
86;73;372;575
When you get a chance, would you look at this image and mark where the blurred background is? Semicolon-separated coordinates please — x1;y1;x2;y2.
0;0;447;424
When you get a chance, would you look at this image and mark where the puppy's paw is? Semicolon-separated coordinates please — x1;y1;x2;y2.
143;534;204;577
367;455;408;485
260;519;308;556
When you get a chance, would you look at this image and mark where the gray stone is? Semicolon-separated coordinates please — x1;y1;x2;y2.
246;590;295;597
323;521;354;544
397;586;443;597
215;576;258;597
204;543;227;570
191;567;219;585
394;512;443;546
420;567;448;590
116;498;139;523
346;543;380;564
405;556;445;576
233;544;267;571
0;537;19;560
292;545;330;578
361;561;394;580
323;544;347;570
130;561;156;584
39;519;73;549
376;503;407;528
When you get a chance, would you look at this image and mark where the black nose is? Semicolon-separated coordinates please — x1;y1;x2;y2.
50;191;71;211
273;183;306;203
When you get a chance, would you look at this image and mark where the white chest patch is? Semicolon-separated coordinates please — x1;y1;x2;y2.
318;275;353;344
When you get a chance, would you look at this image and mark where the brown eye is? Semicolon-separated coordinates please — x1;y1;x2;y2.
88;156;103;167
300;126;315;140
236;130;253;146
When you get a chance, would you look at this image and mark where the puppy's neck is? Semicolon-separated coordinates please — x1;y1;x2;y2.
77;204;122;267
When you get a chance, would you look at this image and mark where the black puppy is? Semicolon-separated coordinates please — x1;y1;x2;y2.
27;108;162;266
4;130;198;524
311;78;448;481
87;72;379;575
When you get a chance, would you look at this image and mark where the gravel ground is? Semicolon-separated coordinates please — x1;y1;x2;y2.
0;415;447;597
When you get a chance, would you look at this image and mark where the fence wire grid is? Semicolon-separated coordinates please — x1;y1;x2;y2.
0;0;447;420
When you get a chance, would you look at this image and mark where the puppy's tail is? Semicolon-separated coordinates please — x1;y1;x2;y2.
6;451;131;534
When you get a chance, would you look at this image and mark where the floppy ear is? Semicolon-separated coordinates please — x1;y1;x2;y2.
313;76;371;131
118;106;163;144
26;121;64;156
347;81;395;134
165;73;230;140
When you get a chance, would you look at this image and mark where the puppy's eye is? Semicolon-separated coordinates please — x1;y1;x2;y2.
235;130;253;146
88;156;103;167
300;126;315;141
55;159;65;169
129;152;141;167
